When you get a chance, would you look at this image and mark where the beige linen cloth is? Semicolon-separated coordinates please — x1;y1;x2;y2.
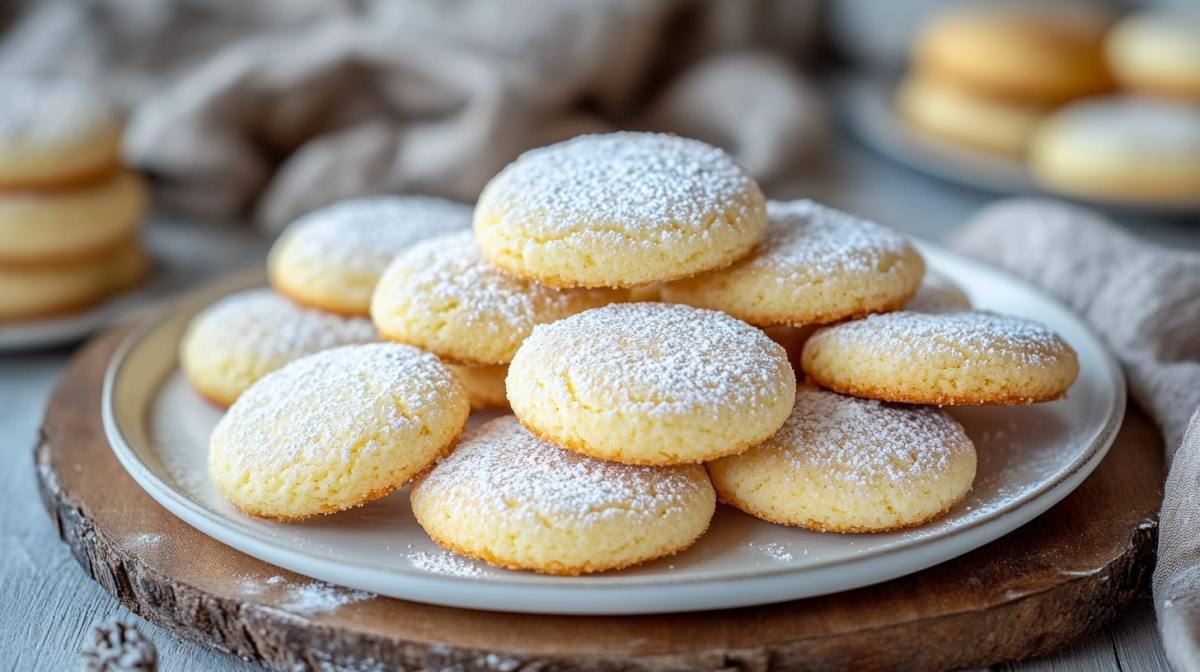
954;199;1200;672
0;0;822;231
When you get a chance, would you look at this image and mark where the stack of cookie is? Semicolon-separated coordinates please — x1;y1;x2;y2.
0;79;149;321
897;5;1200;203
195;132;1080;576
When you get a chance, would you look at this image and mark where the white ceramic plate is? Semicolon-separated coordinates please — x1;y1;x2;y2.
837;74;1200;217
103;245;1124;615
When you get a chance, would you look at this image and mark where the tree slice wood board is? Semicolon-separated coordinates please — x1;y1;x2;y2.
35;326;1162;672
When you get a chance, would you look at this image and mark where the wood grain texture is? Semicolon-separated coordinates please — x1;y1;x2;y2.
35;326;1164;672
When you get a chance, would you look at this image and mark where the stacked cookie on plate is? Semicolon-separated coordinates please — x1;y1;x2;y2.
0;79;149;321
194;132;1080;576
897;4;1200;203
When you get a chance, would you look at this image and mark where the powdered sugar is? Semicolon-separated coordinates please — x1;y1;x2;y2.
186;289;377;363
407;549;490;578
0;78;118;149
416;416;709;527
749;200;917;283
773;386;972;486
809;310;1071;367
481;132;759;241
375;231;614;353
1048;96;1200;160
211;343;463;473
276;195;471;276
511;302;792;418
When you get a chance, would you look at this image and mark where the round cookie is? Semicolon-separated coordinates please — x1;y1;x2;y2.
371;231;621;365
0;170;146;265
661;200;924;326
1106;10;1200;100
474;132;767;288
447;363;509;409
180;289;378;407
707;385;976;532
411;416;715;575
209;343;469;520
0;239;147;321
801;310;1079;405
913;4;1113;105
268;195;472;316
895;74;1046;157
507;302;797;465
1030;97;1200;203
0;78;123;189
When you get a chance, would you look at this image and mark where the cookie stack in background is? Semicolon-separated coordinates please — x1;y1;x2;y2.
186;132;1081;577
896;5;1200;204
0;79;150;321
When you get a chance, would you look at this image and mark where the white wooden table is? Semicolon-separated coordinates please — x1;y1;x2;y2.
0;140;1189;671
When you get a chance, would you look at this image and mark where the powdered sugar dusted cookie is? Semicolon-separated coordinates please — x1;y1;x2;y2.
209;343;469;520
411;416;715;575
707;386;976;532
180;289;377;406
269;195;472;316
661;200;924;326
447;363;509;409
371;231;621;365
474;132;767;288
506;302;796;465
0;78;123;188
801;310;1079;405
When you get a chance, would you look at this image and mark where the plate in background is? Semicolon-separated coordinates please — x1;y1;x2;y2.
102;245;1124;615
836;74;1200;218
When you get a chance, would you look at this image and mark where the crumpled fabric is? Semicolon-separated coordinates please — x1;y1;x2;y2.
953;198;1200;672
0;0;823;231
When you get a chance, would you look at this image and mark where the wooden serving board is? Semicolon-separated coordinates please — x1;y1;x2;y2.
36;327;1163;672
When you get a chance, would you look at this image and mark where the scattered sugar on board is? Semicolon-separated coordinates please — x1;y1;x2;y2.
755;200;915;282
485;132;758;243
408;549;490;578
281;195;471;272
275;581;373;614
420;417;706;527
812;310;1071;367
515;302;791;418
213;343;460;473
775;387;970;486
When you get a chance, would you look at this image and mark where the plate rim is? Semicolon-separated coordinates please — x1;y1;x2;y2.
101;245;1127;612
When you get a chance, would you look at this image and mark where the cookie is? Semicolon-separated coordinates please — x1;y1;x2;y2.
913;4;1112;105
1030;97;1200;203
707;386;976;532
0;78;123;189
507;302;796;465
180;289;378;407
0;238;146;321
371;231;621;365
447;363;509;409
209;343;469;520
411;416;715;575
268;195;472;316
801;310;1079;405
895;74;1046;157
1106;10;1200;101
0;170;146;265
474;132;767;288
661;200;924;326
